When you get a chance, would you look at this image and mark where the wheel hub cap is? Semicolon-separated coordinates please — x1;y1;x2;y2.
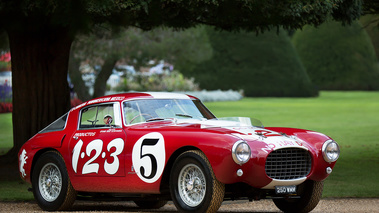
38;163;62;202
178;164;206;207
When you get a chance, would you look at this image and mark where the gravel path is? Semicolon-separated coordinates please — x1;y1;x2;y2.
1;198;378;213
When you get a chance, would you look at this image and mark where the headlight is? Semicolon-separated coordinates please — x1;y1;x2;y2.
322;140;340;163
232;141;251;165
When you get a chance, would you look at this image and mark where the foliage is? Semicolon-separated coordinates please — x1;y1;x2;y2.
363;0;379;14
0;51;10;70
360;14;379;60
115;71;199;92
292;20;379;90
0;102;12;113
69;26;212;101
189;27;317;97
0;0;362;33
136;26;213;74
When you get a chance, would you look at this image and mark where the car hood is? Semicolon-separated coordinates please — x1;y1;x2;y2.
194;119;307;150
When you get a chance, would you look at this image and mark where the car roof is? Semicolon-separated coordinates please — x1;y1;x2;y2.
71;92;197;112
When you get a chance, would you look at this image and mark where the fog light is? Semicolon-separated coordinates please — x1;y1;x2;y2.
237;169;243;177
326;167;332;174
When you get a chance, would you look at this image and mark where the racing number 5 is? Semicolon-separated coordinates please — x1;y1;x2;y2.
132;132;166;183
140;139;159;179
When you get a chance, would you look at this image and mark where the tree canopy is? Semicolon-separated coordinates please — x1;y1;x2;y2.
0;0;363;162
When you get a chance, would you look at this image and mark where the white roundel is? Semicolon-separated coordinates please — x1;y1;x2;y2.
132;132;166;183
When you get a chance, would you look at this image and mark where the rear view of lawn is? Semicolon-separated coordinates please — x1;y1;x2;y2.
206;91;379;197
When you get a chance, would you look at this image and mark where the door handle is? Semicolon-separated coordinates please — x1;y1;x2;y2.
73;136;78;140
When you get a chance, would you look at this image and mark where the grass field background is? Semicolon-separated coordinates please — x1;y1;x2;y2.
1;91;378;200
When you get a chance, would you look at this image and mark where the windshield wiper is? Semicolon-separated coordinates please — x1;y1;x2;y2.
146;117;165;122
175;113;193;118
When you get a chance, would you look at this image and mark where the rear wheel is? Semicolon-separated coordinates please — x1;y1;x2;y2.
133;200;167;209
273;180;323;213
32;151;77;211
170;150;225;213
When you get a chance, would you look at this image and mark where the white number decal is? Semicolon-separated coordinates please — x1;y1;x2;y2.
72;139;83;173
132;132;165;183
72;138;124;175
82;139;103;174
104;138;124;175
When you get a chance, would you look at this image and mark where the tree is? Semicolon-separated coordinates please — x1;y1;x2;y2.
69;26;212;102
0;0;362;163
190;27;317;97
292;20;379;90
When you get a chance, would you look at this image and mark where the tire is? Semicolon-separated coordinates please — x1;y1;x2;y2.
170;150;225;213
32;151;77;211
273;180;324;213
133;200;168;209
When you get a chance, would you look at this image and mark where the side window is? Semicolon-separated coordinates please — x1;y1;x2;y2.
40;113;68;133
79;104;121;129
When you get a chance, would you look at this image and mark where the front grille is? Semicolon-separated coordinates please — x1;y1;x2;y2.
265;148;312;180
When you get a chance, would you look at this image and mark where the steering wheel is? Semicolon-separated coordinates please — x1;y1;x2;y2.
129;113;153;124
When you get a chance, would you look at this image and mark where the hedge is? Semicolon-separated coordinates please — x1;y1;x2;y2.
292;21;379;90
187;27;317;97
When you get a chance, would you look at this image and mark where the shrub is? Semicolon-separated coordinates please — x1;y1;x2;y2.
188;27;317;97
0;102;12;113
292;21;379;90
114;71;199;92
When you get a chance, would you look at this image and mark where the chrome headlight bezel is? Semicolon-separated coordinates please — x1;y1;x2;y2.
232;140;251;165
322;140;340;163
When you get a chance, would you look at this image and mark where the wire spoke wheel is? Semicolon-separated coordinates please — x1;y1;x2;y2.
39;163;62;202
170;150;224;213
32;151;76;211
178;164;206;207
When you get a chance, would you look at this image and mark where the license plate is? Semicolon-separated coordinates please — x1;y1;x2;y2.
275;185;296;195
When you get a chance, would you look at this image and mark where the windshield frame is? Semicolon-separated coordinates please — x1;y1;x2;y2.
122;98;216;126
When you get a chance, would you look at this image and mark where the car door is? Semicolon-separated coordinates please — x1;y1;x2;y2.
68;103;127;191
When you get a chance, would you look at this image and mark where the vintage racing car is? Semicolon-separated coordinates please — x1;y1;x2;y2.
18;92;340;212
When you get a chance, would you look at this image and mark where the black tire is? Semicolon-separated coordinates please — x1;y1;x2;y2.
133;200;168;209
170;150;225;213
32;151;77;211
273;180;324;213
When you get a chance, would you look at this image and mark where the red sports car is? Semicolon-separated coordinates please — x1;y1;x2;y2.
18;92;339;212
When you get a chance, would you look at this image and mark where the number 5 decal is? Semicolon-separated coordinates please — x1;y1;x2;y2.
132;132;165;183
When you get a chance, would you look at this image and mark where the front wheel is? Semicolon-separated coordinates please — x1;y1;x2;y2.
170;150;225;213
273;180;324;213
32;151;77;211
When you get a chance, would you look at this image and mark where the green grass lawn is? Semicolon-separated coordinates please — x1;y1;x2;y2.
1;91;378;200
0;113;13;155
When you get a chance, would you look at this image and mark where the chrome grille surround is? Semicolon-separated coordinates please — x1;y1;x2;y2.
265;148;312;180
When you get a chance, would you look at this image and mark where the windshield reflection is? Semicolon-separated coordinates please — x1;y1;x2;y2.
123;99;215;125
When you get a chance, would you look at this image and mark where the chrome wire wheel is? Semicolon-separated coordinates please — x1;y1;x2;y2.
178;163;206;207
38;163;62;202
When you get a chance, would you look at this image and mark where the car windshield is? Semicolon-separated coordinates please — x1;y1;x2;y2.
123;99;215;124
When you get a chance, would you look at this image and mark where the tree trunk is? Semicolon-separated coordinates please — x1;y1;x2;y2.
1;28;72;163
92;56;118;98
68;49;92;102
